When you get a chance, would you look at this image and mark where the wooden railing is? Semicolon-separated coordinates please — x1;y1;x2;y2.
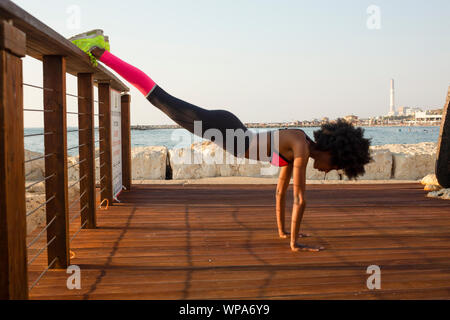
0;0;132;299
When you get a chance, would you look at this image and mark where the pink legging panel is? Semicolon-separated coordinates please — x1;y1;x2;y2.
99;50;156;96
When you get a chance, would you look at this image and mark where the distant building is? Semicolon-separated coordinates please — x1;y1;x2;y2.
404;108;413;116
344;115;358;123
415;111;442;122
397;106;408;116
427;108;443;115
398;106;423;116
409;107;423;115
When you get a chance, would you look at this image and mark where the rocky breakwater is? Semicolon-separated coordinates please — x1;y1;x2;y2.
167;141;437;181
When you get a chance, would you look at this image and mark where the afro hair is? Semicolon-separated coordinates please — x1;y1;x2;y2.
313;119;373;180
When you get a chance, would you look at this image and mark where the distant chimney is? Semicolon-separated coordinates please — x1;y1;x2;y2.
389;79;396;116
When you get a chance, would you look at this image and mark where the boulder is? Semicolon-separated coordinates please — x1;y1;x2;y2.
362;149;392;180
306;158;340;180
391;153;435;180
372;142;437;180
342;149;393;180
169;144;215;179
420;173;442;191
26;193;46;234
424;184;442;191
132;146;168;180
427;188;450;200
421;173;440;186
25;150;45;181
67;156;80;181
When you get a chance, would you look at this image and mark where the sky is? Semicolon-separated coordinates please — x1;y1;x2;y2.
14;0;450;127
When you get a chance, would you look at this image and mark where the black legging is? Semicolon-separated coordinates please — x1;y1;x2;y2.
147;86;252;157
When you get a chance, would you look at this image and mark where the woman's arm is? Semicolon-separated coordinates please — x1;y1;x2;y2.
290;147;324;252
276;164;293;238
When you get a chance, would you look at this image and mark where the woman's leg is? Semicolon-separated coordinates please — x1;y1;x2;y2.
96;49;251;156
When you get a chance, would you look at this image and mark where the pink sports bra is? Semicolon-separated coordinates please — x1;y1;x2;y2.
270;150;291;167
269;129;314;167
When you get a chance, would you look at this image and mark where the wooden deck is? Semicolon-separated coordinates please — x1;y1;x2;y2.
28;183;450;299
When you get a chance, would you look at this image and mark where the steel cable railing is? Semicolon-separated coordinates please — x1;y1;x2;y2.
1;13;131;299
27;215;57;250
65;92;100;254
70;220;88;244
68;174;87;190
23;85;58;290
24;131;54;138
26;195;55;217
95;102;109;208
23;83;53;92
29;258;58;290
23;83;98;290
66;96;90;208
67;144;86;152
67;158;87;170
24;153;54;164
68;190;87;210
23;108;54;113
25;174;55;191
27;235;56;266
69;204;89;224
24;83;103;104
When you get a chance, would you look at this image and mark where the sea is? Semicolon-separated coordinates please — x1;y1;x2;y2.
24;126;440;157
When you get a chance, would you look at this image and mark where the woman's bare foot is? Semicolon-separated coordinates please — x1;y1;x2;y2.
290;243;324;252
90;46;105;59
279;231;310;239
279;231;289;239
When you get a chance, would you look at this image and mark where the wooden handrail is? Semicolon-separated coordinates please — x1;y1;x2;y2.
0;0;129;92
0;2;134;299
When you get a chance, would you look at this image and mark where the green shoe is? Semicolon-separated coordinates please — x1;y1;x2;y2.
69;29;110;67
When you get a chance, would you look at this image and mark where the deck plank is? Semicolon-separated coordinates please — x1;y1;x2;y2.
27;183;450;299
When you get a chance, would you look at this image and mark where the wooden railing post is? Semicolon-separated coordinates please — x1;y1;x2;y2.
98;83;113;205
78;73;96;228
43;55;70;268
0;20;28;300
121;94;131;190
436;86;450;188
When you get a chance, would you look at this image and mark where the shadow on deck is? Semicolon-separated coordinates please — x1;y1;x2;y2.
28;183;450;299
